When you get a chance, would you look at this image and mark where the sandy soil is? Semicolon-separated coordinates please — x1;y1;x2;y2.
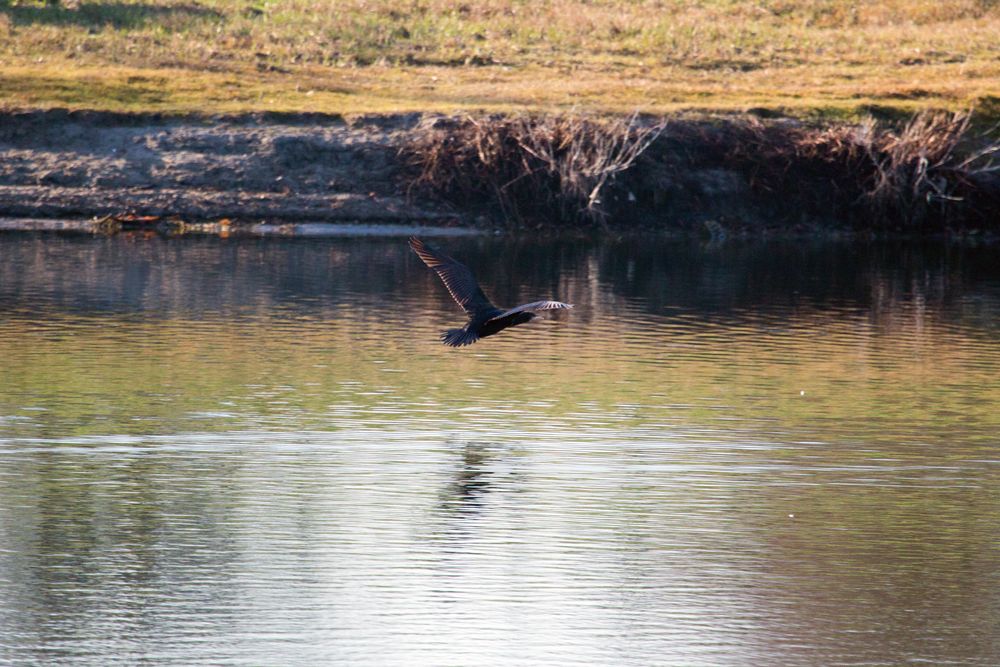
0;110;454;224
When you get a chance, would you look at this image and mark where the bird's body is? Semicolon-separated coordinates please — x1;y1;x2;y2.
409;237;572;347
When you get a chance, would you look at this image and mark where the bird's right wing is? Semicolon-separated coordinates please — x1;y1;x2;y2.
409;237;495;315
487;300;573;322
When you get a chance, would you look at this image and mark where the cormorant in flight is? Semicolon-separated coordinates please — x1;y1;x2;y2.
409;237;572;347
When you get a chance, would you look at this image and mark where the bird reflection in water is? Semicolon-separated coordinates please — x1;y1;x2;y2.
437;441;510;519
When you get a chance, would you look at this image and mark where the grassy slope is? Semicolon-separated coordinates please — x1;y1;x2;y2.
0;0;999;117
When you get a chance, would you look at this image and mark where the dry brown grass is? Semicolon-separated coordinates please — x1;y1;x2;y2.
1;1;1000;116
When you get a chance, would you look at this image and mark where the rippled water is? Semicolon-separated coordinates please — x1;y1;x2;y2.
1;233;999;666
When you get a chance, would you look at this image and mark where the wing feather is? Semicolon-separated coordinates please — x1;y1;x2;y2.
488;300;573;322
409;237;495;315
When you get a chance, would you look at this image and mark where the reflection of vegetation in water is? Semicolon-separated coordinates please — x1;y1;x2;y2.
0;236;998;443
1;298;998;442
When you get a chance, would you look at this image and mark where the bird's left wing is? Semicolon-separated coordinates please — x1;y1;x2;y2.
409;237;496;315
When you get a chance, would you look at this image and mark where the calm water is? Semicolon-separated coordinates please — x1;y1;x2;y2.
1;233;999;666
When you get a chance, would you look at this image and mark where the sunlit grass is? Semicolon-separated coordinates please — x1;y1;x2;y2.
0;1;999;116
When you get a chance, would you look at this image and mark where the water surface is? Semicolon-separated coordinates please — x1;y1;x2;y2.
1;233;999;666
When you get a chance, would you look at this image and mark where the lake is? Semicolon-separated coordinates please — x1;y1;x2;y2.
1;232;999;666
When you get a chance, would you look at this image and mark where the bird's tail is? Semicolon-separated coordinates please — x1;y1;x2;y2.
441;328;478;347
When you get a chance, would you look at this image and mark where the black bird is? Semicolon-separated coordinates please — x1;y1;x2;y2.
409;237;572;347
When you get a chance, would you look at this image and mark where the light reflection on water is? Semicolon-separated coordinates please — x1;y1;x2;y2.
1;234;1000;666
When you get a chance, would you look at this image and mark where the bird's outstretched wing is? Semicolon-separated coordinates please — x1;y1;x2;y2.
409;237;495;315
487;300;573;323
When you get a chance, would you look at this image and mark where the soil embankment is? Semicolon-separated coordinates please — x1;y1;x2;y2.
2;110;998;235
0;110;453;228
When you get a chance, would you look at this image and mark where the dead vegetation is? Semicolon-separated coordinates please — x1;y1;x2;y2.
857;112;1000;223
403;111;1000;231
706;110;1000;229
402;114;662;226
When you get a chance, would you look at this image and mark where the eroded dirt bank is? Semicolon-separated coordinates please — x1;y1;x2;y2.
2;110;998;234
0;110;454;226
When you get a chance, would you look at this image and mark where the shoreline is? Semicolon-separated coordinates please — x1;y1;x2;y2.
2;109;998;237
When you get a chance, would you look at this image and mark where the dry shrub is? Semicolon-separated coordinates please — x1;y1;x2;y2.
783;111;1000;227
404;111;1000;230
860;112;1000;224
402;113;662;226
678;110;1000;229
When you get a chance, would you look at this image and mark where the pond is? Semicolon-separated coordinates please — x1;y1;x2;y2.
1;232;999;666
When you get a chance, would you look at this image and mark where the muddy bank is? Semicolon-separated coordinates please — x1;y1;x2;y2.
0;110;454;227
1;110;998;234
